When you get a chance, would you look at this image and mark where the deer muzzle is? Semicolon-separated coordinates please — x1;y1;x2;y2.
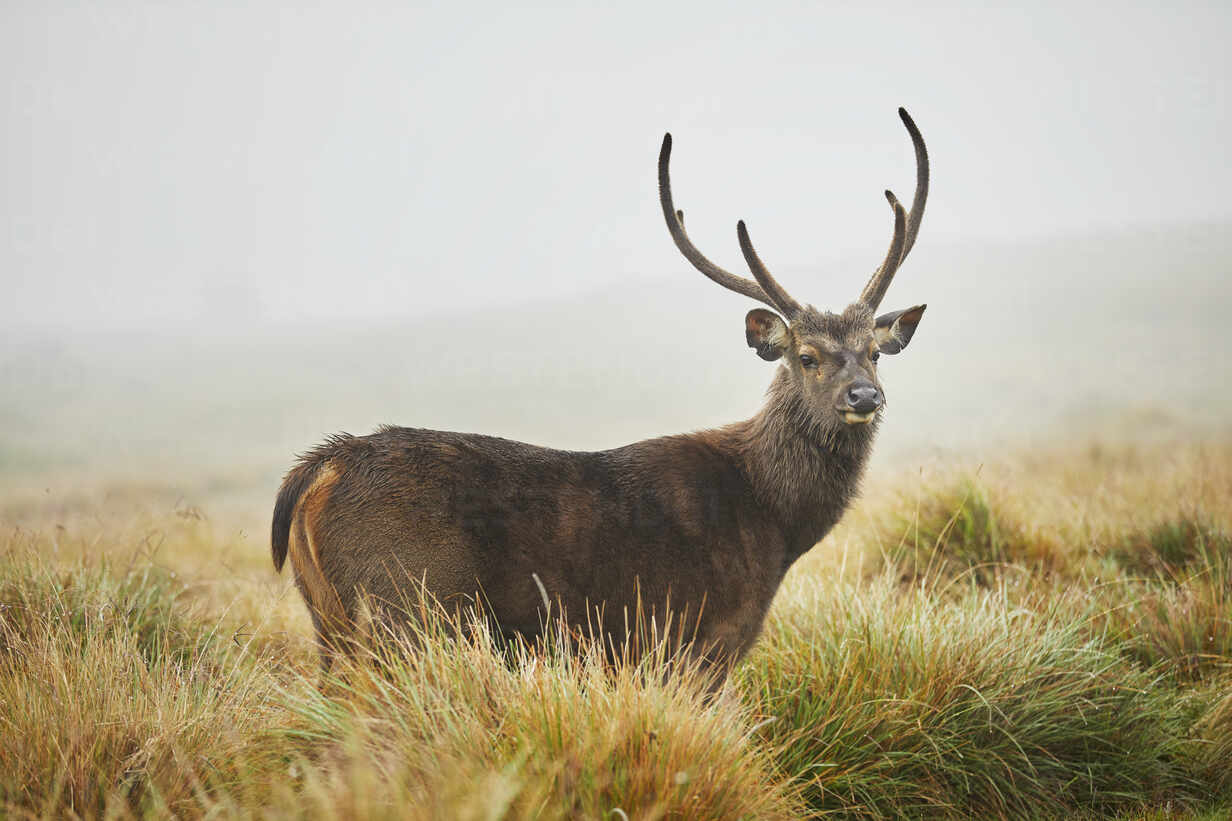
841;383;882;424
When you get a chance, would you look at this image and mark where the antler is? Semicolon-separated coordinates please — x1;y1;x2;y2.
736;220;803;317
660;110;928;317
659;134;803;319
859;108;929;310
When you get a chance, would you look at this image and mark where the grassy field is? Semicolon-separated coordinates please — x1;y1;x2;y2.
1;430;1230;819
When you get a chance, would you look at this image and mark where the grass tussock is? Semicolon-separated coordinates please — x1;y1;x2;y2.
271;619;801;820
2;431;1230;818
1089;558;1232;683
743;580;1197;818
880;478;1055;586
0;548;290;818
1110;516;1231;580
1192;682;1232;796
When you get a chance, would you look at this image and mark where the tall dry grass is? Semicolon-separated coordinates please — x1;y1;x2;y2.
1;431;1229;818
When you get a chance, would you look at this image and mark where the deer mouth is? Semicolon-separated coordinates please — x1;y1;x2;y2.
841;410;877;425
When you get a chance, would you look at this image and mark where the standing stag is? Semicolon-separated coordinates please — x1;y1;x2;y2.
273;108;931;673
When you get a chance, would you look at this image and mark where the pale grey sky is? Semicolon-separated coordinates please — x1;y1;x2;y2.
3;1;1228;331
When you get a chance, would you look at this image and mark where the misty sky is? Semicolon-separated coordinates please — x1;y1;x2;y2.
3;1;1229;332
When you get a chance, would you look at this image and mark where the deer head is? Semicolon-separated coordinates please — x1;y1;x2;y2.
659;108;929;433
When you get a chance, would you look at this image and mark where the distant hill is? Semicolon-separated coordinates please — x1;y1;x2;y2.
3;221;1229;513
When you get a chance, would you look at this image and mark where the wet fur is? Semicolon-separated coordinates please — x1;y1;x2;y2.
273;305;889;672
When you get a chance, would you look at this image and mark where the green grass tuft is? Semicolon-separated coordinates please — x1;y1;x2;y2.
1192;682;1232;799
882;478;1042;586
741;580;1201;819
1110;514;1231;580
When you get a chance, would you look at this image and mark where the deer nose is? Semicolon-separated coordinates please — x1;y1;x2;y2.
846;384;882;414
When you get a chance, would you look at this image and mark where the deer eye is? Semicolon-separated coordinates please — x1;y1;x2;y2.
870;351;880;363
799;354;817;368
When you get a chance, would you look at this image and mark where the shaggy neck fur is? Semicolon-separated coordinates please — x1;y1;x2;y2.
733;365;878;563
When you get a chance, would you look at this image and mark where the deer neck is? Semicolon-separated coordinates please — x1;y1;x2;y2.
737;366;876;562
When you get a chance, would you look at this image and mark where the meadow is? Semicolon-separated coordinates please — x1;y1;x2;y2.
3;224;1230;817
5;3;1231;813
2;426;1229;819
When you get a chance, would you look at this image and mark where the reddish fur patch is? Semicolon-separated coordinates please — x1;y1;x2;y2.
288;463;349;634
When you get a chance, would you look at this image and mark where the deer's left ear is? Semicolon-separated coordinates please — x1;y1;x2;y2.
874;304;926;355
745;309;790;361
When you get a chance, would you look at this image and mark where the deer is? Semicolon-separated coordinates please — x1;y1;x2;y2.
272;108;930;677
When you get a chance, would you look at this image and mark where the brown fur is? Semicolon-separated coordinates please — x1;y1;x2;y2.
271;300;928;674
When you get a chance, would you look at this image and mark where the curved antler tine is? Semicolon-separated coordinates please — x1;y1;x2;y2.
859;191;907;309
858;109;929;310
736;221;802;319
897;107;929;260
658;134;782;311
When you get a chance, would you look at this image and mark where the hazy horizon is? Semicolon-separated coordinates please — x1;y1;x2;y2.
4;221;1230;526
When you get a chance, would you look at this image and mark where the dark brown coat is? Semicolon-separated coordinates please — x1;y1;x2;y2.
272;312;891;670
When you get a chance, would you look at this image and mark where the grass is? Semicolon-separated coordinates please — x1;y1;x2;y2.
879;478;1026;585
273;620;800;819
0;548;292;817
742;581;1200;817
1;432;1230;818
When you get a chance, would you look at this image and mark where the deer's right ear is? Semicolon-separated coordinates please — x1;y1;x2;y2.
745;309;789;361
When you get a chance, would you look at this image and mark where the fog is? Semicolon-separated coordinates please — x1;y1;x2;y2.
2;2;1230;520
4;1;1229;329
